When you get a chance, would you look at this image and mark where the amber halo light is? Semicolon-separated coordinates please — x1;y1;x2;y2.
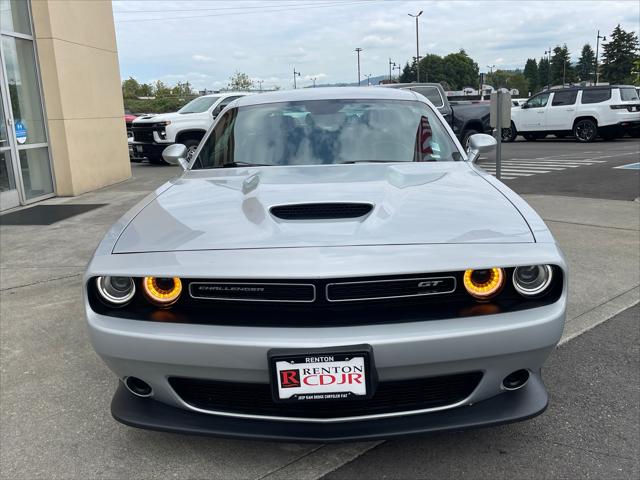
463;268;505;300
143;277;182;307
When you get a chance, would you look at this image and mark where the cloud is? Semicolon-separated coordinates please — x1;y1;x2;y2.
191;54;213;62
114;0;640;89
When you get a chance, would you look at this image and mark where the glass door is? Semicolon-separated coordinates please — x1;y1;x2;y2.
0;0;54;210
0;79;19;211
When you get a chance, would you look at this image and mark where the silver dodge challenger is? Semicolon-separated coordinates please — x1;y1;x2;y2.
85;87;567;441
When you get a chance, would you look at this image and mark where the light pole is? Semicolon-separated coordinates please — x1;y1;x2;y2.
293;68;301;89
365;73;372;86
595;30;606;85
544;47;552;89
394;63;401;78
311;76;317;88
408;11;423;82
257;80;264;91
389;58;395;82
562;57;567;86
355;47;363;86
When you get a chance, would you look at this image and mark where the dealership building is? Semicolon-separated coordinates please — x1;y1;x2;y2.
1;0;129;212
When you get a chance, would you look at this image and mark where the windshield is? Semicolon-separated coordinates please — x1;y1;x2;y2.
178;96;221;114
194;99;461;169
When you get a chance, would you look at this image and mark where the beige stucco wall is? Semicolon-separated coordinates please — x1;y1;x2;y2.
30;0;131;196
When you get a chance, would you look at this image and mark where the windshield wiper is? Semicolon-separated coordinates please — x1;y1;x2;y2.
221;161;271;168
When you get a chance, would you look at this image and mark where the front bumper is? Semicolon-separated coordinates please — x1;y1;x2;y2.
112;372;548;442
129;141;171;160
88;296;565;439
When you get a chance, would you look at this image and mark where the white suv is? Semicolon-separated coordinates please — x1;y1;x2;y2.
504;85;640;142
130;92;251;164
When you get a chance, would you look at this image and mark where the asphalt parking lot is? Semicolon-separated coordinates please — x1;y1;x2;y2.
1;139;638;479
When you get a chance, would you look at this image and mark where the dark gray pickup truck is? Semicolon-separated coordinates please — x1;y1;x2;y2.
382;83;491;147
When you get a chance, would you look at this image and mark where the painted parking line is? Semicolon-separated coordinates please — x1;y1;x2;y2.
614;162;640;170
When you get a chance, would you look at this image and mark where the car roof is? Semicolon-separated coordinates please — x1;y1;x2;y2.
233;86;418;107
201;91;253;98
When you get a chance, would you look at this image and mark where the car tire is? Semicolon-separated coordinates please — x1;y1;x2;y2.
461;129;479;150
501;123;517;142
573;119;598;143
183;139;200;162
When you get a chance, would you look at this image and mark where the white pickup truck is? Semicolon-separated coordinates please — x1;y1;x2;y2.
130;92;251;164
504;85;640;142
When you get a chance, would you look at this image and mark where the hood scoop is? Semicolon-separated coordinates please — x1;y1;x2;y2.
270;203;373;220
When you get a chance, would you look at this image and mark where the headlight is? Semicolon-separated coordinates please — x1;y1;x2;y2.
143;277;182;307
513;265;553;296
463;268;505;300
95;276;135;306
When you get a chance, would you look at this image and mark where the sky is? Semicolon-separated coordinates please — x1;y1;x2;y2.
113;0;640;90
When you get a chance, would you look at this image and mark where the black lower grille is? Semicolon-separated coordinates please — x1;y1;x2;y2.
169;372;482;419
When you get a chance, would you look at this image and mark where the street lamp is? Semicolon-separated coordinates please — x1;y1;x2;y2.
389;58;395;82
293;68;301;89
544;47;552;89
311;76;317;88
365;73;372;86
355;47;363;86
595;30;606;85
257;80;264;91
408;11;423;82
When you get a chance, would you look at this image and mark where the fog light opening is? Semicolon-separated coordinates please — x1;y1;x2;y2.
124;376;153;397
502;369;530;391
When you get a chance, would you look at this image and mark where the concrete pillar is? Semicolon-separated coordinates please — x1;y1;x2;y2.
30;0;131;196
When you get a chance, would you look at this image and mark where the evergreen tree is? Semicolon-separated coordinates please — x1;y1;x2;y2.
601;24;639;84
550;44;576;86
399;61;416;83
538;57;551;89
523;58;538;94
576;44;596;83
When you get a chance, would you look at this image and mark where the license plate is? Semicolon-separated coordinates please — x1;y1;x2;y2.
269;346;375;402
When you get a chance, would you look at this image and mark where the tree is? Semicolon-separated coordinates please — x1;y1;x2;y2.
439;50;478;89
171;81;193;97
419;54;443;83
576;44;596;83
228;71;254;91
153;80;171;97
523;58;538;94
550;44;576;86
122;77;141;99
601;24;639;84
399;61;416;83
538;57;551;89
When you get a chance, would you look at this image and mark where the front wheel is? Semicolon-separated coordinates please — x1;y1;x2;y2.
573;119;598;143
461;129;479;150
183;139;201;162
501;122;517;142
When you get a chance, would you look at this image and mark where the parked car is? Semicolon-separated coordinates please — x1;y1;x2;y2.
512;98;528;107
130;92;252;164
124;109;137;138
503;85;640;142
381;83;492;146
85;87;567;441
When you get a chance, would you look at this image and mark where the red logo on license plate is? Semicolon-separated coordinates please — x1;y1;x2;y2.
280;369;300;388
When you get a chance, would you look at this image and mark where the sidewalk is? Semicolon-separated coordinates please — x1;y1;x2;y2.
1;164;639;479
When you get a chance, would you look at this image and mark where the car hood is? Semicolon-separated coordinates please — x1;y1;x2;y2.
133;111;201;124
113;163;534;254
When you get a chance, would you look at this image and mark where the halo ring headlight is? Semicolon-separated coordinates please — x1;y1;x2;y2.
463;268;505;300
95;276;135;306
143;277;182;307
513;265;553;296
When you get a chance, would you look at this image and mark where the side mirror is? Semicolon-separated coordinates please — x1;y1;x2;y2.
466;133;496;163
522;103;529;109
162;144;189;170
